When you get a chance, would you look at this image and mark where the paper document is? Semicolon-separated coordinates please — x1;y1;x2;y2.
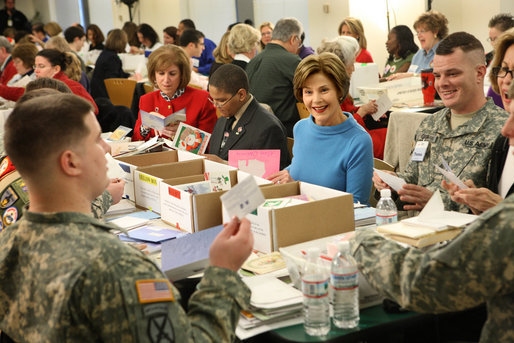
373;168;406;192
371;93;393;121
434;157;468;189
220;175;265;219
402;190;477;230
106;153;126;180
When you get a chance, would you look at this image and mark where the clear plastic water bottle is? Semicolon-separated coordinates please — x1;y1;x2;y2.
376;189;398;225
302;247;330;336
330;241;360;329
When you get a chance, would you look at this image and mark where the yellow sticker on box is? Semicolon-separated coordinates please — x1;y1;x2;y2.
139;173;157;185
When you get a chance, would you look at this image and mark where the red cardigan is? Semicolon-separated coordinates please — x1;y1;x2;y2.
0;59;16;85
53;72;98;115
133;86;218;141
356;49;374;63
0;71;98;115
341;97;386;160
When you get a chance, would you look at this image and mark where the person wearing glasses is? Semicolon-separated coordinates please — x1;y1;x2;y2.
485;14;514;108
443;29;514;213
204;64;290;169
247;17;303;137
373;32;508;213
388;11;448;80
132;45;217;141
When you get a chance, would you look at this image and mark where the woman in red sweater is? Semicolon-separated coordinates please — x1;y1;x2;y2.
132;45;217;141
33;49;98;114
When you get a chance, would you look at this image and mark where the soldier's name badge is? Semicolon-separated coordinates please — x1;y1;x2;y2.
411;141;429;162
136;279;175;303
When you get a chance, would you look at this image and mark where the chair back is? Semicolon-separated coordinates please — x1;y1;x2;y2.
143;83;154;94
104;78;137;108
296;102;310;119
287;137;294;159
369;158;395;207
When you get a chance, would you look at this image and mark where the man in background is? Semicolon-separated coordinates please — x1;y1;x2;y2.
373;32;508;212
246;17;303;137
0;0;30;35
178;18;216;76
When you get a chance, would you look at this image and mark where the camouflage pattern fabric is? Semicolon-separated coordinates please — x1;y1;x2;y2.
398;99;508;212
351;193;514;342
0;211;250;342
0;156;28;231
91;189;113;219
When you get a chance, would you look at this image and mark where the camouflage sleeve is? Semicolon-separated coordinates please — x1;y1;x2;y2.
350;201;514;314
188;266;251;342
90;189;113;219
70;244;249;342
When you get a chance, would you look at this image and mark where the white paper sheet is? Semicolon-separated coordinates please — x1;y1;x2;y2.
220;175;265;219
373;168;406;192
372;93;393;121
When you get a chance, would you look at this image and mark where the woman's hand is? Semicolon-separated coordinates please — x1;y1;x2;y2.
267;170;294;184
443;179;502;214
386;72;413;81
157;122;181;139
356;100;378;118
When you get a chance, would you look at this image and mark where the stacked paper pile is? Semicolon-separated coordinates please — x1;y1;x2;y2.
237;274;303;340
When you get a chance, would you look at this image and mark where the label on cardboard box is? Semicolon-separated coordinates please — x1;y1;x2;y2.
139;173;157;185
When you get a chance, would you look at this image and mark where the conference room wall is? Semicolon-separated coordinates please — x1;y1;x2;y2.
11;0;514;72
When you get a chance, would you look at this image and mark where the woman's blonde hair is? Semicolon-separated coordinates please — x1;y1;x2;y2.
64;52;82;82
45;36;72;52
490;28;514;94
213;31;233;64
338;17;367;50
259;21;274;49
146;45;191;89
293;52;350;104
228;24;261;55
44;22;63;37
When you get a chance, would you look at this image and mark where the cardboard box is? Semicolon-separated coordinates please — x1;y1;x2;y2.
349;62;379;98
222;181;354;253
357;76;422;105
116;150;203;200
134;159;204;213
159;160;238;232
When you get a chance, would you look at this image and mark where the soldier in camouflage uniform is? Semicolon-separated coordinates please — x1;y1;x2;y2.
373;32;508;212
0;94;253;342
351;82;514;343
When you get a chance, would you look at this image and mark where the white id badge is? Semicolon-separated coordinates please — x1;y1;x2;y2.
411;141;429;162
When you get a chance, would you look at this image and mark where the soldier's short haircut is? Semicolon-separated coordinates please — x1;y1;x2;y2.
25;77;71;94
271;17;303;43
436;31;485;64
210;64;249;94
4;94;93;177
179;29;203;47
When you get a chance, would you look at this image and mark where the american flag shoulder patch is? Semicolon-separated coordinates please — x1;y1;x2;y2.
136;279;175;303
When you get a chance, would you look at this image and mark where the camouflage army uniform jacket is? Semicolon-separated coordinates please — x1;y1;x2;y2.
0;211;250;342
398;99;508;212
351;194;514;342
91;189;113;219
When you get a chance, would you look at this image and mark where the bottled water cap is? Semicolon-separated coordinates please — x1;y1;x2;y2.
380;189;392;197
336;241;350;252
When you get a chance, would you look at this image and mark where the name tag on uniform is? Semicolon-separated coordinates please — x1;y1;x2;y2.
411;141;429;162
